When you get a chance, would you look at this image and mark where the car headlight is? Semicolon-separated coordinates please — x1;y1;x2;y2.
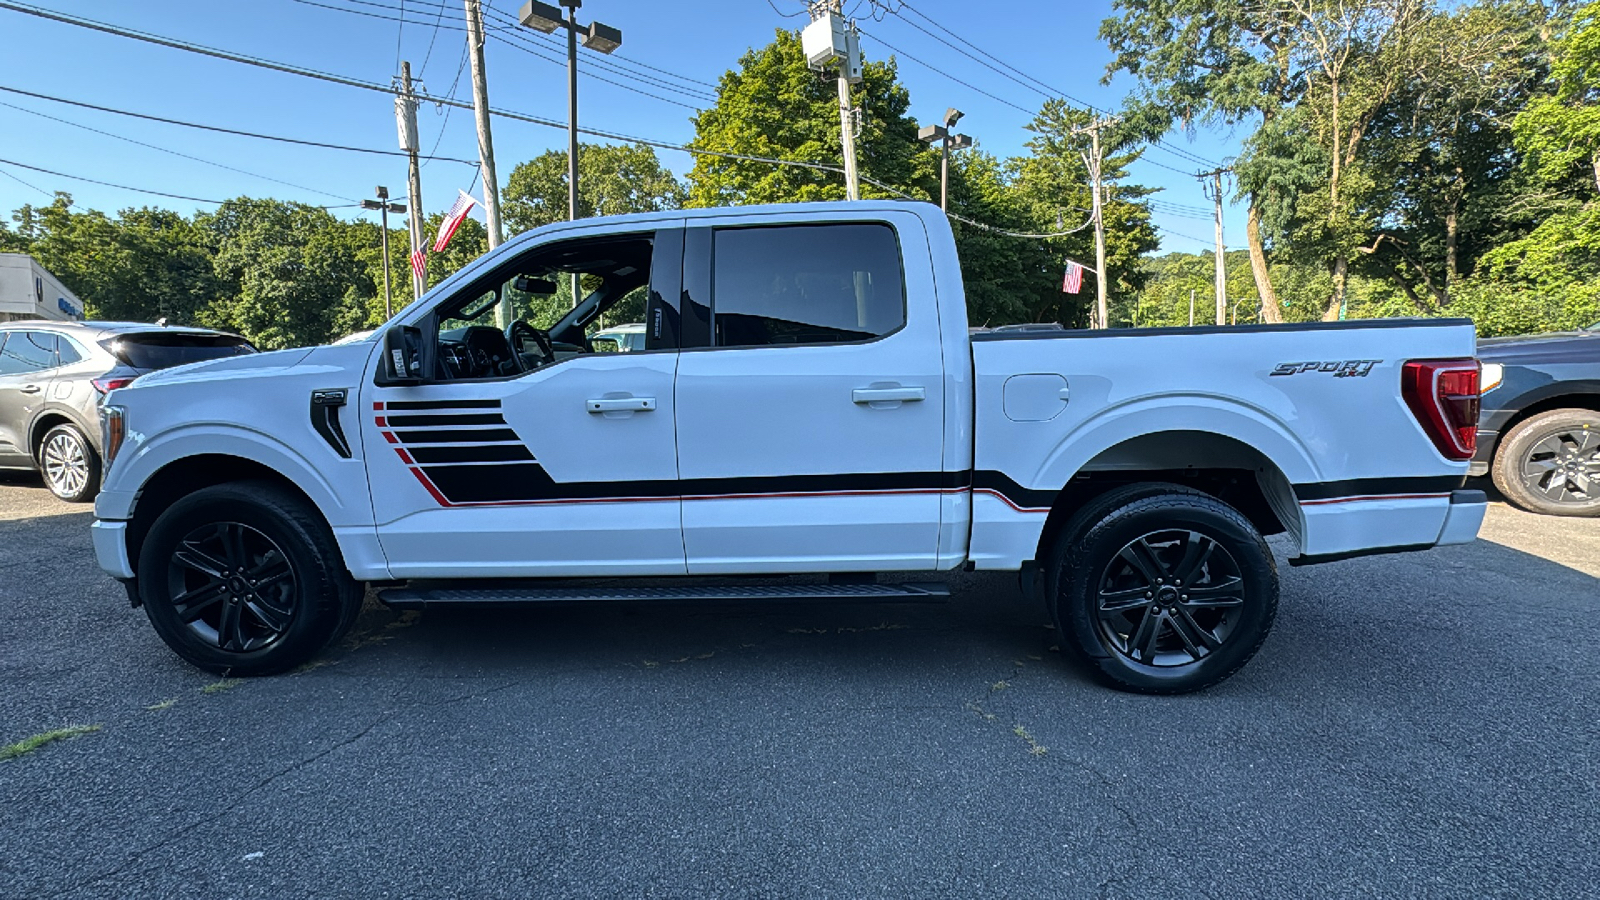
103;405;126;466
1479;363;1504;394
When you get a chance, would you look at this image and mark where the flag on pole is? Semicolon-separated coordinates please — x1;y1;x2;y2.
410;248;427;285
1062;261;1084;294
433;190;478;252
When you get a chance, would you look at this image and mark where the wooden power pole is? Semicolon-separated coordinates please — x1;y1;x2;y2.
462;1;507;321
1074;114;1118;329
1200;167;1230;326
396;62;426;301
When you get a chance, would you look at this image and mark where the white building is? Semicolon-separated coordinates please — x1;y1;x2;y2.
0;253;85;323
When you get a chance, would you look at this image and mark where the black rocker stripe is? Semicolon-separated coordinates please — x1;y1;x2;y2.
970;470;1057;510
407;444;537;464
384;399;502;411
392;428;521;444
384;413;507;427
419;465;969;505
1292;475;1466;502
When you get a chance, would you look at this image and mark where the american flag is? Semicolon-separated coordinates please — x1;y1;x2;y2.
1062;261;1084;294
433;189;478;252
410;248;427;285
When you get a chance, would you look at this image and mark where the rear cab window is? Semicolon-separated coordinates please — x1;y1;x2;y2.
104;333;256;370
710;223;905;349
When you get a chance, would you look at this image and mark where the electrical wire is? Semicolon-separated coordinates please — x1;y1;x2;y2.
0;97;359;202
0;84;478;164
0;156;226;204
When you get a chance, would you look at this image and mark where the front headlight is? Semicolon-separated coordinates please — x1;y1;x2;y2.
103;405;126;467
1479;363;1504;394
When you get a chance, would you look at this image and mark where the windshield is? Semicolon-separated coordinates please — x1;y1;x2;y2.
105;333;256;370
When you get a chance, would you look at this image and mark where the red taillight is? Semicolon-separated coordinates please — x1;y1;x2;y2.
92;376;135;394
1401;359;1480;460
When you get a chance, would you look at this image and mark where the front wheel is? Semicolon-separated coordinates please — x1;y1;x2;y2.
1047;489;1278;694
137;481;360;676
39;423;100;502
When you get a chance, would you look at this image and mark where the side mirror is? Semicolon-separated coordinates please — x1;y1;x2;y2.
374;324;425;386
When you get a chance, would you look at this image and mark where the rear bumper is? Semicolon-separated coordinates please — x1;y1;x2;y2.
1468;430;1498;477
1289;489;1485;566
1436;488;1487;546
92;519;134;579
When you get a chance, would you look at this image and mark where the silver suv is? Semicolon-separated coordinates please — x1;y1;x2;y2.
0;321;255;501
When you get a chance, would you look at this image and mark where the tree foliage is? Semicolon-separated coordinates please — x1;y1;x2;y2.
502;142;686;234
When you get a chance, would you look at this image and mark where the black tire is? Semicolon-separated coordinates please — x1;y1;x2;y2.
1046;489;1278;694
1491;408;1600;517
137;480;359;676
38;423;100;503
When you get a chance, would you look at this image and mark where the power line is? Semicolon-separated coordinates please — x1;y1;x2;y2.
0;84;478;164
857;26;1033;116
0;97;358;202
0;156;227;204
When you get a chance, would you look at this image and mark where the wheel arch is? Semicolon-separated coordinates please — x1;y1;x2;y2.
30;410;96;463
1492;391;1600;458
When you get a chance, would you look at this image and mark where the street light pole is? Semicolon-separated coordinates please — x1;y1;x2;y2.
361;187;407;319
520;0;623;223
917;108;971;212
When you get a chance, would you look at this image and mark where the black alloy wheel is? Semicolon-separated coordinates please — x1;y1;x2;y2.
166;521;298;653
1048;487;1278;694
1493;409;1600;517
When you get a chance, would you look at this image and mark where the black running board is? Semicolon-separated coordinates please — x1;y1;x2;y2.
377;582;951;609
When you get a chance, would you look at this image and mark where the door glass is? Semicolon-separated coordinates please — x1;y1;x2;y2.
57;337;85;366
0;331;56;374
711;224;905;348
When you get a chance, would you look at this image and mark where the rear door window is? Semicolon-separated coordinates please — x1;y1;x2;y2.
0;331;57;374
710;224;905;349
106;333;256;370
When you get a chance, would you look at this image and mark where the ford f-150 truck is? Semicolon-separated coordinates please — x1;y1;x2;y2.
91;201;1487;693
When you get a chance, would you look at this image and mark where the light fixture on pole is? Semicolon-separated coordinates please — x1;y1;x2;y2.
518;0;622;224
918;109;971;212
360;186;407;318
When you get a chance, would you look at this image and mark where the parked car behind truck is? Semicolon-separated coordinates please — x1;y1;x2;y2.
91;201;1486;693
0;321;254;501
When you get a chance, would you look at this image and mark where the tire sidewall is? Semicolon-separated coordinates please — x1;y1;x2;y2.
1054;495;1278;693
138;485;341;675
1493;410;1600;517
40;423;100;503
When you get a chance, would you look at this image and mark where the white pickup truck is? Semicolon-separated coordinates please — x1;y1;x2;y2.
92;201;1486;693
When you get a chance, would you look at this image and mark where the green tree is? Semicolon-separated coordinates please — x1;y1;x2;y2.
502;142;686;235
686;28;936;206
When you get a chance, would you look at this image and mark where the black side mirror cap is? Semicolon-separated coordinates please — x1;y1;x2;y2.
374;324;425;386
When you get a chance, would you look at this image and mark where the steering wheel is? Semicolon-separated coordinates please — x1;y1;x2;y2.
507;319;554;366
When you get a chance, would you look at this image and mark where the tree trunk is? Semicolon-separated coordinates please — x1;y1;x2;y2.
1444;204;1458;304
1592;149;1600;194
1323;256;1348;321
1246;200;1282;323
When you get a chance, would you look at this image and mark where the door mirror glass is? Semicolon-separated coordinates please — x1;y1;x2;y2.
375;324;425;386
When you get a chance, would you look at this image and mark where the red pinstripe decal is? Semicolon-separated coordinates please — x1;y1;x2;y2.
973;487;1050;513
373;402;384;411
407;466;453;506
381;431;399;444
395;448;414;465
1299;492;1450;506
375;416;387;427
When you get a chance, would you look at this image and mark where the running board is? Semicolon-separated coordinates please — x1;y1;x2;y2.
377;582;950;609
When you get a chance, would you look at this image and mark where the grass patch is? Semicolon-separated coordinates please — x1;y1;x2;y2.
145;699;177;711
0;725;101;761
1013;725;1048;757
200;678;243;694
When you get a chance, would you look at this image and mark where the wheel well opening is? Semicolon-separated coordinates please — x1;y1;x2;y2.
1034;431;1298;563
1494;394;1600;452
126;455;321;577
30;414;75;461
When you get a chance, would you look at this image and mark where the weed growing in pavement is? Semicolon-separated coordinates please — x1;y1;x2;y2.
1013;725;1048;756
145;699;177;711
0;725;101;761
200;678;243;694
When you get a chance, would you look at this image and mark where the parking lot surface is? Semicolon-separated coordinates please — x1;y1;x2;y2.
1;472;1597;899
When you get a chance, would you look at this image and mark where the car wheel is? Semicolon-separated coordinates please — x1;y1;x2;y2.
39;423;100;503
1047;490;1278;694
137;481;361;676
1491;408;1600;517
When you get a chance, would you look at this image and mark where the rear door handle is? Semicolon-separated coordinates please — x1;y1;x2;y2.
587;397;656;413
20;384;41;394
852;386;925;404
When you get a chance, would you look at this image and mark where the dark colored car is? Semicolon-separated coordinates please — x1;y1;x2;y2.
1472;321;1600;516
0;321;255;502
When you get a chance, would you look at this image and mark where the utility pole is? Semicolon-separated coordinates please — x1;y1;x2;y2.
463;1;506;321
918;108;971;211
1189;287;1195;327
802;1;862;200
361;187;406;318
1200;167;1230;326
1074;114;1118;330
396;63;426;301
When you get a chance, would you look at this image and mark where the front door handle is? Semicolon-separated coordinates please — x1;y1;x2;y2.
19;384;41;394
587;396;656;413
852;386;925;404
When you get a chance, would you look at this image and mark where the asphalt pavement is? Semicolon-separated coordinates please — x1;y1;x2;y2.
1;471;1596;899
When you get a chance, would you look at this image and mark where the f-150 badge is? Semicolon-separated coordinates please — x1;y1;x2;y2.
1270;360;1381;377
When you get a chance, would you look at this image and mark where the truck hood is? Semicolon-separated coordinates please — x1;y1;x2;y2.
129;346;317;388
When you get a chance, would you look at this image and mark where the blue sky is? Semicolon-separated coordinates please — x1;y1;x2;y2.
0;0;1248;255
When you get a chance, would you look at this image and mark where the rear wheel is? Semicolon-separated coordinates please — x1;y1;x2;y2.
137;481;359;675
39;423;99;503
1492;408;1600;517
1047;489;1278;694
